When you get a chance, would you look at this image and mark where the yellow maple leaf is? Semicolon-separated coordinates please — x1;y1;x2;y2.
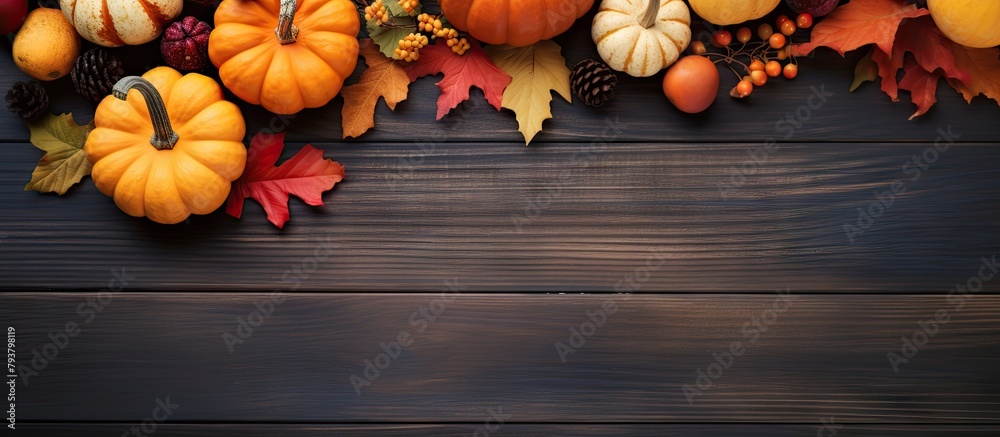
341;39;410;139
25;113;95;195
485;41;572;145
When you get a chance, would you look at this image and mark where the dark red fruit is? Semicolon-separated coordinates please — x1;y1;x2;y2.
785;0;840;17
186;0;220;8
160;16;212;72
0;0;29;34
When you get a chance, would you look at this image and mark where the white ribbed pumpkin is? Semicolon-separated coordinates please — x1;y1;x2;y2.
59;0;182;47
592;0;691;78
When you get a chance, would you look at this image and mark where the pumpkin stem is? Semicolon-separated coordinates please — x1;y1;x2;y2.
275;0;299;45
641;0;660;29
113;77;180;150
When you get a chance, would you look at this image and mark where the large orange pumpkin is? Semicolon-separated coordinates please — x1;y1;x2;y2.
209;0;360;114
440;0;595;47
85;67;247;224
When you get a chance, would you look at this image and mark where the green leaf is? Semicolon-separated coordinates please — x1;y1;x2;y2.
851;48;878;92
367;18;417;59
24;113;95;195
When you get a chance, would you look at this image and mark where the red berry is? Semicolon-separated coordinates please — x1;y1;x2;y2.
749;59;765;72
690;40;707;55
796;13;813;29
712;29;732;47
735;79;753;98
783;63;798;79
765;60;782;77
736;27;752;44
750;70;768;86
769;33;786;49
780;20;796;36
757;23;774;40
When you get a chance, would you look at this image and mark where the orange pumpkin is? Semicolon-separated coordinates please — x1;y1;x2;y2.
85;67;247;224
440;0;594;47
209;0;360;114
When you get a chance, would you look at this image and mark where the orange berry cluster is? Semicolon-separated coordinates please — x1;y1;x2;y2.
690;12;811;98
364;0;389;24
394;32;429;62
397;0;418;15
416;13;470;56
447;35;471;55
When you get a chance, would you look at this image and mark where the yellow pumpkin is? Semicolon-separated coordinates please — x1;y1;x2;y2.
85;67;247;224
593;0;691;77
209;0;360;114
688;0;780;25
928;0;1000;48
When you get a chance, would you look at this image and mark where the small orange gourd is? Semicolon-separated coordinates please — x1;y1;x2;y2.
85;67;248;224
209;0;360;114
439;0;594;47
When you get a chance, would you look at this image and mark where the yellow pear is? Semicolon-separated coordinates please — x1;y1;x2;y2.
12;8;81;81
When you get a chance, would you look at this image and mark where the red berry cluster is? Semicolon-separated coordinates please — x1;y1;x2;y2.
690;13;812;98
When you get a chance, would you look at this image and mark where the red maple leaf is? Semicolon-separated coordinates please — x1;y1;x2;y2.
226;132;345;229
792;0;928;56
872;16;969;102
405;39;512;120
898;58;941;120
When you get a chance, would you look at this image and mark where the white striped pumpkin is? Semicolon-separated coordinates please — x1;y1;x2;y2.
592;0;691;78
59;0;182;47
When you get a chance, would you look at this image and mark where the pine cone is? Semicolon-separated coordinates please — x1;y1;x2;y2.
5;81;50;122
71;48;126;103
571;59;618;108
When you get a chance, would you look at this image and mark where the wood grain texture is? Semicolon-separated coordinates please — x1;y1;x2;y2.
15;424;1000;436
3;294;1000;422
2;3;999;144
2;142;998;291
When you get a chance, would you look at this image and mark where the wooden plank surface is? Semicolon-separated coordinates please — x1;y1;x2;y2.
2;141;998;291
4;294;1000;422
15;424;1000;436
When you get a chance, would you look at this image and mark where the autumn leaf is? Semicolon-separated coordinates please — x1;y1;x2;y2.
24;113;95;195
342;39;410;139
485;41;572;145
367;20;415;59
406;39;512;120
946;43;1000;107
891;17;968;84
852;48;877;92
870;17;973;108
871;47;900;101
898;58;941;120
792;0;928;56
226;132;345;229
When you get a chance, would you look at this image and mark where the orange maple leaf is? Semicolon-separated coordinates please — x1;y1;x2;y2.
793;0;928;57
341;39;410;139
946;43;1000;107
